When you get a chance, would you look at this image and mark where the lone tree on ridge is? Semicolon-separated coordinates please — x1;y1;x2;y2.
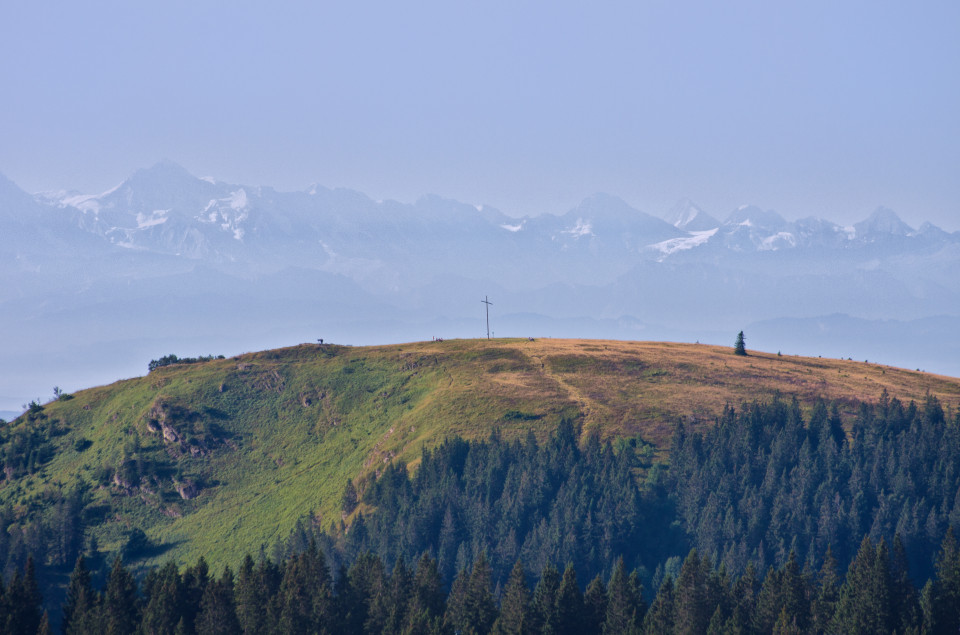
734;331;747;356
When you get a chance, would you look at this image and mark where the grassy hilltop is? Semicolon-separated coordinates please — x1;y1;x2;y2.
5;337;960;568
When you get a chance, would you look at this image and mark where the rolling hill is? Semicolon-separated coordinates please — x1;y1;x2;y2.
4;338;960;569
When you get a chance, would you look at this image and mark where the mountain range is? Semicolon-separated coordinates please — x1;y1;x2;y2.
2;160;959;412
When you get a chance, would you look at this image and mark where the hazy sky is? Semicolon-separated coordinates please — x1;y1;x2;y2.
2;1;958;229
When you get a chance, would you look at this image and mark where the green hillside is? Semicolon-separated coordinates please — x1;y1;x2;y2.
3;337;960;568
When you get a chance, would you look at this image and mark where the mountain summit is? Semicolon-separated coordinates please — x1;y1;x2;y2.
854;206;914;238
665;198;719;231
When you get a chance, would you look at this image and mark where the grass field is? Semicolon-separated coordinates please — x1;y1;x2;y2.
6;337;959;568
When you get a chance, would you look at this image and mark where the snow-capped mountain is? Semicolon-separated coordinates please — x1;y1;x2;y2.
665;198;720;232
2;161;959;412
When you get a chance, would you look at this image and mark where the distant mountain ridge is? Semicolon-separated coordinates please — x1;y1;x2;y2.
5;161;955;269
1;161;958;410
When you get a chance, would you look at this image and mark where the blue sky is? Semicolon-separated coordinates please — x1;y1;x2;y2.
2;1;958;229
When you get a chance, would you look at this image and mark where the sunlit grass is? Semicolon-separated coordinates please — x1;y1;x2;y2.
7;338;959;568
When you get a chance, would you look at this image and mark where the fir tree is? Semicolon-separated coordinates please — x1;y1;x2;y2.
583;574;608;635
604;557;643;635
140;561;184;635
62;555;98;635
810;546;840;635
445;553;496;635
734;331;747;356
555;563;584;635
831;536;892;634
924;527;960;634
530;562;560;634
492;560;531;635
641;576;674;635
234;554;278;635
3;557;43;635
101;556;140;635
673;550;712;635
195;567;241;635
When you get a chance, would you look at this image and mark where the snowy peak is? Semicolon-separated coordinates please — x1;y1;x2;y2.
665;198;719;232
725;205;788;231
854;207;914;238
560;193;685;242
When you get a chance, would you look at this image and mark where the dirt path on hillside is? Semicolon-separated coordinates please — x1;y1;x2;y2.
526;351;602;432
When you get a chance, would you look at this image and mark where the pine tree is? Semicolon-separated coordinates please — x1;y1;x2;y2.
140;562;184;635
101;556;140;635
62;555;98;635
195;567;241;635
754;552;809;633
924;527;960;634
530;562;560;634
673;550;712;635
37;611;52;635
409;553;446;624
180;556;210;634
583;574;608;635
445;552;496;635
383;557;413;635
492;560;531;635
734;331;747;356
641;576;674;635
235;554;279;634
831;536;892;634
890;535;920;633
277;545;333;634
811;546;840;635
555;563;584;635
3;557;43;635
604;557;642;635
468;552;498;635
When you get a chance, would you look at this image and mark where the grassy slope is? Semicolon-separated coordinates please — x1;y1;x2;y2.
6;338;960;568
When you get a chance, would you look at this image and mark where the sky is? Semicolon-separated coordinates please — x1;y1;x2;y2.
1;1;959;229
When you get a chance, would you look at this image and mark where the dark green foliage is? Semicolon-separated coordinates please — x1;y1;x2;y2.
555;563;585;635
672;550;715;635
195;567;241;635
235;554;280;634
1;556;43;635
341;480;358;515
753;552;810;633
492;560;531;635
277;544;332;634
529;562;560;634
810;547;840;634
667;395;960;581
603;557;644;635
101;557;139;635
922;527;960;634
140;561;185;635
0;403;56;480
62;555;98;635
6;390;960;634
315;420;682;591
121;528;152;560
10;529;960;634
734;331;747;356
444;552;497;635
148;354;224;372
583;574;608;634
641;576;674;634
831;536;893;634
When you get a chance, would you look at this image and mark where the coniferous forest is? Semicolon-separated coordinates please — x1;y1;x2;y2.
2;392;960;633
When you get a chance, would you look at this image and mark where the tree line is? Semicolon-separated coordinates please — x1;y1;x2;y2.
3;527;960;634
